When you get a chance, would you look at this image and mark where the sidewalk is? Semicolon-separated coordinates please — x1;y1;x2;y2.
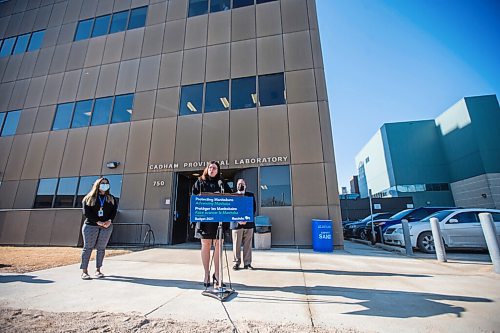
1;241;499;332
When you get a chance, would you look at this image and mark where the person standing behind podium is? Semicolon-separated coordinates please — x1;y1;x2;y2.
192;161;232;287
231;178;257;270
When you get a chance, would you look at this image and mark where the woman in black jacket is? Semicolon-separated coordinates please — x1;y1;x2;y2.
192;161;231;288
80;177;118;280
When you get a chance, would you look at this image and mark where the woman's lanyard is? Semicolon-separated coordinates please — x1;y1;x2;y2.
98;195;105;217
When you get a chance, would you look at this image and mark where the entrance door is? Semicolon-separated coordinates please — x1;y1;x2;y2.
171;173;191;244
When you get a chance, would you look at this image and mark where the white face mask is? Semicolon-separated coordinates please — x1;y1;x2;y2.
99;184;110;192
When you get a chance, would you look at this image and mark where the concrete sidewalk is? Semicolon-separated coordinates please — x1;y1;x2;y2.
1;241;499;332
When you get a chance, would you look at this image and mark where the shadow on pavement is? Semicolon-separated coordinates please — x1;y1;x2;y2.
0;275;54;284
255;267;431;278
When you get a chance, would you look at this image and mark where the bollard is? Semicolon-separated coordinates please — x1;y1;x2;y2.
430;217;447;262
479;213;500;274
378;225;384;244
401;219;413;256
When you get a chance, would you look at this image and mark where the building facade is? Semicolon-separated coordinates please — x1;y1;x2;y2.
355;94;500;209
0;0;342;248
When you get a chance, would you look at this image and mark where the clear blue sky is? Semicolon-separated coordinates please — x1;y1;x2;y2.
316;0;500;192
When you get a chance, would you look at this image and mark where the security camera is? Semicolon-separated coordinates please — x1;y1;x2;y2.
106;161;120;169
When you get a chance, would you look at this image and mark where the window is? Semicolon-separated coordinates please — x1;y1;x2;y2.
111;94;134;123
1;110;21;136
12;33;30;54
128;6;147;30
188;0;208;17
179;84;203;115
455;212;479;224
105;174;123;199
109;10;129;33
256;0;276;3
52;103;74;130
34;178;58;208
74;19;94;41
71;100;93;128
490;213;500;222
91;97;113;126
0;36;16;57
258;73;285;106
210;0;230;12
204;80;229;113
91;15;111;37
231;76;256;110
260;165;291;207
27;30;45;51
0;113;5;131
75;176;99;208
233;0;254;8
54;177;78;208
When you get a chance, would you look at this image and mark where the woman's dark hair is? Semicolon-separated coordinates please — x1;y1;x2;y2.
200;161;221;181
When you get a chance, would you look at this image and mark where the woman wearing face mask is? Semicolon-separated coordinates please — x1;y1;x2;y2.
192;161;232;288
80;177;118;280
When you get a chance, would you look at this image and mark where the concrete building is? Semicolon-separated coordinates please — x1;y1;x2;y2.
0;0;341;248
356;94;500;209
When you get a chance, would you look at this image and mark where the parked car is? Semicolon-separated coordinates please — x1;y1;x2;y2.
365;207;455;243
383;208;500;253
344;212;394;240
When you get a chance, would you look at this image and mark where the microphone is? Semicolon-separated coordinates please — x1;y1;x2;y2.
218;180;224;194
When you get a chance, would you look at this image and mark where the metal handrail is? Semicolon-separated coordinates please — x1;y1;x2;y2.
109;223;155;247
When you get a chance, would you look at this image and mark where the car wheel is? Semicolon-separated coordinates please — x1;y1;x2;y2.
417;231;435;253
360;229;367;241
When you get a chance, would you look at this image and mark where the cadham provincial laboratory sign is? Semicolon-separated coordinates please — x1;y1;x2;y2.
149;156;289;172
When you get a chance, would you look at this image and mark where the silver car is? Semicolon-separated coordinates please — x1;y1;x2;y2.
383;208;500;253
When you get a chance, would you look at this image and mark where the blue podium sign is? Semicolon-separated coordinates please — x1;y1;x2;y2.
190;195;254;223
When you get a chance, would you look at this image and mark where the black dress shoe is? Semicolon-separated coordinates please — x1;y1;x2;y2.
244;264;255;270
232;264;240;270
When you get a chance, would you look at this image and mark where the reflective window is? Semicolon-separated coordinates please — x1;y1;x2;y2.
179;84;203;116
74;19;94;41
71;100;93;128
188;0;208;17
491;213;500;222
109;10;129;33
260;165;291;207
204;80;229;113
455;212;479;224
210;0;230;12
0;113;5;131
27;30;45;51
12;33;30;54
34;178;58;208
0;36;16;57
128;6;147;30
52;103;74;130
75;176;99;208
256;0;275;3
111;94;134;123
105;174;123;198
231;76;256;110
54;177;78;208
92;15;111;37
0;110;21;136
91;97;113;126
258;73;285;106
233;0;254;8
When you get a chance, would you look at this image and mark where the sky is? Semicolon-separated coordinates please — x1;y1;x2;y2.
315;0;500;192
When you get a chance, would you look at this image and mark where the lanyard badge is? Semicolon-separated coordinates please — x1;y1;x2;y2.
98;196;105;217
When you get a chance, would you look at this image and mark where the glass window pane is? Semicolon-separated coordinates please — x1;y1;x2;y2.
455;212;479;223
188;0;208;17
1;110;21;136
54;177;78;208
105;174;123;198
74;19;94;41
52;103;74;130
231;76;256;110
0;37;16;57
233;0;254;8
71;100;93;128
258;73;285;106
260;165;291;207
76;176;99;208
0;112;5;131
128;6;147;30
179;84;203;116
210;0;230;12
256;0;275;3
109;10;129;33
91;97;113;126
91;15;111;37
34;178;58;208
12;33;30;54
111;94;134;123
204;80;229;113
27;30;45;51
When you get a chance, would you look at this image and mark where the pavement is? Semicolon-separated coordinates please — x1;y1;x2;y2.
1;241;499;333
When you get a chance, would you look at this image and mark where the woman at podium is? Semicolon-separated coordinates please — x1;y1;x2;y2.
192;161;231;288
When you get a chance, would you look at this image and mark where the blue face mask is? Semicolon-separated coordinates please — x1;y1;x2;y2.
99;184;110;192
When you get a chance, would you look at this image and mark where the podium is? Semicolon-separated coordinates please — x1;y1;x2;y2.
190;193;254;302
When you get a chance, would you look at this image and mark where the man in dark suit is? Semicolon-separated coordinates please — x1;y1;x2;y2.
231;178;256;270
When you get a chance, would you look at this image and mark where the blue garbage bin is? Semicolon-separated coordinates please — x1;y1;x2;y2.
312;219;333;252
